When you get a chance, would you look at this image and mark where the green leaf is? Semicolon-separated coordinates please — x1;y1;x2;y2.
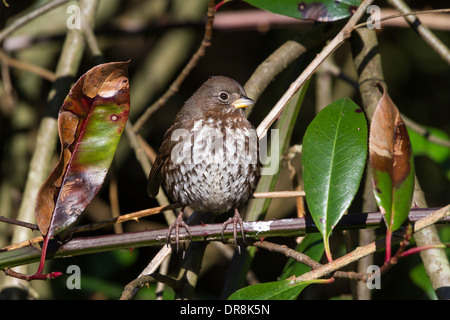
302;98;367;260
280;233;324;279
228;279;313;300
409;263;438;300
243;0;361;22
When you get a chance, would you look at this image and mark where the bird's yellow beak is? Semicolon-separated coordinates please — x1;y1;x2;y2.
232;96;256;109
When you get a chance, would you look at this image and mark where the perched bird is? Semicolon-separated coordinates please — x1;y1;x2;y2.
147;76;260;251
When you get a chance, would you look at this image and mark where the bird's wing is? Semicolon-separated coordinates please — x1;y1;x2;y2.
146;124;179;197
146;152;165;198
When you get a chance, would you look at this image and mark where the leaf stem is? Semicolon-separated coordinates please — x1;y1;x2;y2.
324;237;333;262
385;228;392;264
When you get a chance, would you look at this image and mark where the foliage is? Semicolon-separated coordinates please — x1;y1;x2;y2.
0;0;448;300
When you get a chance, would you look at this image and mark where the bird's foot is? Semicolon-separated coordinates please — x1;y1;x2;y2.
222;208;246;253
167;210;191;252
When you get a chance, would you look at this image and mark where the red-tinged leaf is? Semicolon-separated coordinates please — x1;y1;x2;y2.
369;84;414;261
243;0;361;22
33;61;130;278
36;61;130;238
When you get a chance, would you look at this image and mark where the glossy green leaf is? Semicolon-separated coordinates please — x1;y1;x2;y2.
228;279;313;300
35;61;130;238
302;98;367;260
369;87;414;233
244;0;361;22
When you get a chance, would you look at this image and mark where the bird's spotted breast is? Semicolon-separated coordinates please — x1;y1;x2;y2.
162;117;259;214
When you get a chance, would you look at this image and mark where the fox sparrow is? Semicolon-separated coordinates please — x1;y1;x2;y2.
147;76;260;251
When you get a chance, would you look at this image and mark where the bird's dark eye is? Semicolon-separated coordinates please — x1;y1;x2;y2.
219;92;229;101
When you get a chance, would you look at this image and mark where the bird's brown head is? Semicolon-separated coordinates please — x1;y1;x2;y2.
177;76;255;119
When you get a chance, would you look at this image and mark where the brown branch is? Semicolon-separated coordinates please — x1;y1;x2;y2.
352;8;450;31
251;240;321;270
0;49;56;82
120;273;179;300
252;191;305;198
0;0;71;44
294;204;450;283
132;0;216;133
1;207;447;271
1;204;179;252
2;268;62;281
252;240;371;282
256;0;375;138
0;216;38;231
386;1;450;64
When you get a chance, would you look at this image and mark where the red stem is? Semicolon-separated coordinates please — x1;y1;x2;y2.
35;234;50;275
214;0;227;11
402;244;448;258
385;228;392;264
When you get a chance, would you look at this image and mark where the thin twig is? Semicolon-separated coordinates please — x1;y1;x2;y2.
82;23;103;60
252;190;305;198
119;246;174;300
386;1;450;64
132;0;216;133
0;61;15;115
0;216;38;231
252;240;371;281
120;273;178;300
2;268;62;281
0;0;71;43
251;240;321;270
352;8;450;31
402;114;450;148
256;0;375;139
0;49;56;82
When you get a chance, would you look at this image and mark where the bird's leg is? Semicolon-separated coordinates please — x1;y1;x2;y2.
222;208;246;253
167;207;191;252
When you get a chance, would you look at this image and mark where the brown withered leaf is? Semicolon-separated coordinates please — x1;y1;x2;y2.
369;84;413;191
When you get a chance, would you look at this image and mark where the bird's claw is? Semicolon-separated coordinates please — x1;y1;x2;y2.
222;208;246;253
166;210;192;253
